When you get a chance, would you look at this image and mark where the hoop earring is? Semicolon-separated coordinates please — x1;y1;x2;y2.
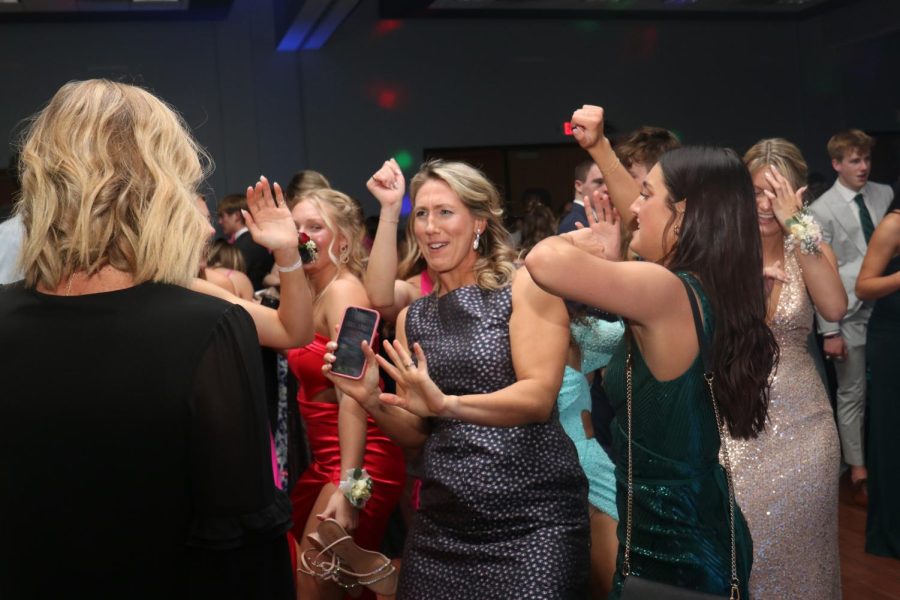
473;231;481;251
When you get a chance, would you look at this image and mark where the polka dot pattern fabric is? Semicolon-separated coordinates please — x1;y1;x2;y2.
398;285;589;599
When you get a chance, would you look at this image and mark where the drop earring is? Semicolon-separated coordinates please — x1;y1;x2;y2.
473;230;481;250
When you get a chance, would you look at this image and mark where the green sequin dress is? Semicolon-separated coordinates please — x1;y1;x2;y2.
602;273;752;599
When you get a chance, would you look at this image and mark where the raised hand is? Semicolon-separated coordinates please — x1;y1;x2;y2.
375;341;447;418
570;105;606;151
322;338;382;411
563;226;608;260
243;176;297;251
575;189;622;261
763;165;808;234
366;158;405;209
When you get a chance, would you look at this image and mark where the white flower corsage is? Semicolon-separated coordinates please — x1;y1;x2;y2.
339;468;373;509
784;208;823;256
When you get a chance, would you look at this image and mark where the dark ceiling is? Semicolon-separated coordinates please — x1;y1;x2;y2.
379;0;850;18
0;0;233;20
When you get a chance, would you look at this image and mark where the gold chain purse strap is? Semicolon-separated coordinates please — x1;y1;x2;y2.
622;276;740;600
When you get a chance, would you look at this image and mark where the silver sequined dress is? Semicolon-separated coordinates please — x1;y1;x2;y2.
398;285;590;599
725;247;842;599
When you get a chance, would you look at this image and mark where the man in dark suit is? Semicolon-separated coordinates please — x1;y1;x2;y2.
216;193;274;290
558;159;608;234
810;129;894;505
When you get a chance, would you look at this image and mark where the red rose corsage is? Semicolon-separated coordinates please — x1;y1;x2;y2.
298;232;319;264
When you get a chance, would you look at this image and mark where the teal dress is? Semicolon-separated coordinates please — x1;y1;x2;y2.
602;274;752;599
558;317;625;519
866;253;900;558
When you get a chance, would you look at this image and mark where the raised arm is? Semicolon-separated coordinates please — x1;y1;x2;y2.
364;159;421;320
571;105;641;228
857;212;900;301
525;231;700;381
192;177;313;349
765;166;846;322
376;270;569;427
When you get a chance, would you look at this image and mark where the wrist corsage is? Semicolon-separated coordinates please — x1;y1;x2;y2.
339;468;373;509
298;232;319;264
784;208;823;256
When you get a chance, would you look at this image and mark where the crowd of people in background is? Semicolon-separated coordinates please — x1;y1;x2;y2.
0;79;898;600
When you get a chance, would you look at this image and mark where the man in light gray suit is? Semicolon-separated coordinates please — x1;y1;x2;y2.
810;129;894;504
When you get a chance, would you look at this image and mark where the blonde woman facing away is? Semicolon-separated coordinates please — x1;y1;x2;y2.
0;80;295;598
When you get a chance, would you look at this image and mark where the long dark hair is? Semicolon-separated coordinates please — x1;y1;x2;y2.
660;146;779;440
519;199;557;257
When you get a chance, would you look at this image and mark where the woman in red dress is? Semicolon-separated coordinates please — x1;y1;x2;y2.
287;187;406;599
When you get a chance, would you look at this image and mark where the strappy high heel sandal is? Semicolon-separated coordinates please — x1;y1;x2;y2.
313;519;398;596
298;539;363;597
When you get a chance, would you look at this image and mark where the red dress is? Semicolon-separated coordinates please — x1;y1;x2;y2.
287;333;406;555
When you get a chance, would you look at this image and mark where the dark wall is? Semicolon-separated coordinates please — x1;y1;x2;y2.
1;0;898;216
0;0;308;210
300;2;806;210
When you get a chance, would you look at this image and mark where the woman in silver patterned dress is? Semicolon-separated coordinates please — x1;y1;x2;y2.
727;139;847;598
323;159;589;599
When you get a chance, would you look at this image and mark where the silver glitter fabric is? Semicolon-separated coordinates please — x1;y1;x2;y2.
725;247;842;599
398;285;590;599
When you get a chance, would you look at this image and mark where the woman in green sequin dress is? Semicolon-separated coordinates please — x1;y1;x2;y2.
527;127;778;598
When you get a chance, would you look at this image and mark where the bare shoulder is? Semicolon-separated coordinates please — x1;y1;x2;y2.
329;275;370;303
204;268;232;291
396;278;421;302
881;211;900;230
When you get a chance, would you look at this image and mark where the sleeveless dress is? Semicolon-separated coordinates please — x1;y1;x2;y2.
603;273;753;599
725;247;841;598
399;285;590;599
866;252;900;558
286;334;406;558
558;317;624;519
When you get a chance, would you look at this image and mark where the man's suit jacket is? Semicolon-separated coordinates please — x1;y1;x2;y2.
809;180;894;340
233;232;274;291
558;202;587;235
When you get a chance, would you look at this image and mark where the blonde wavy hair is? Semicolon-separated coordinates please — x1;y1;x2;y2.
296;188;366;278
408;160;517;292
743;138;808;192
15;79;211;289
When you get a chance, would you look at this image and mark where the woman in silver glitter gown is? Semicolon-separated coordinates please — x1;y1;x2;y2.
728;139;848;599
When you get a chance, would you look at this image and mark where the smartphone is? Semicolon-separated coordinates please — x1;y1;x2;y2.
331;306;381;380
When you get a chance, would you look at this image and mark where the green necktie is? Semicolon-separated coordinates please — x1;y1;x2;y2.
853;193;875;244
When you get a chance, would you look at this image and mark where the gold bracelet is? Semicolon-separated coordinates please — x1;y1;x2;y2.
601;157;622;177
379;217;399;225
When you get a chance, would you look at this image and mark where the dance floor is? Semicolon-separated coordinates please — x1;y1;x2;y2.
839;472;900;600
376;471;900;600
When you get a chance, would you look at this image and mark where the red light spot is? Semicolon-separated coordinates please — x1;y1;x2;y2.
374;19;402;37
563;122;574;136
378;89;398;109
